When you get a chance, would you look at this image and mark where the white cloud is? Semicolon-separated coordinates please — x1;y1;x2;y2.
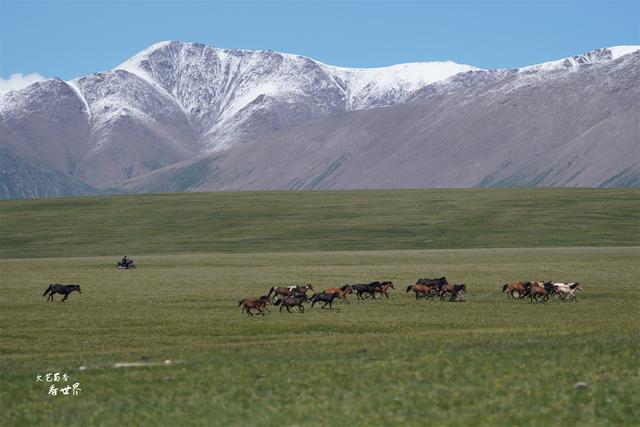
0;73;46;93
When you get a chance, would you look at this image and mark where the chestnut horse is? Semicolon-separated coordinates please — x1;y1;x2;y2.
373;282;395;299
238;295;271;316
405;283;437;300
501;282;531;299
323;285;352;302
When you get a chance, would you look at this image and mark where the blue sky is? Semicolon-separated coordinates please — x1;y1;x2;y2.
0;0;638;86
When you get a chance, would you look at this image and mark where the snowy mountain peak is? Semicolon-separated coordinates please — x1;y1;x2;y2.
518;45;640;74
110;40;480;150
607;45;640;59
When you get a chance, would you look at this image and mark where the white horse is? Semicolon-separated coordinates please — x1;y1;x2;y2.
553;282;583;301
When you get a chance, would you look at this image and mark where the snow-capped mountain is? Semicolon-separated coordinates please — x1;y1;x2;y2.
0;42;638;198
114;41;478;151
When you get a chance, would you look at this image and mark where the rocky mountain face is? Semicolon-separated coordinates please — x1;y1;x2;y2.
0;42;638;198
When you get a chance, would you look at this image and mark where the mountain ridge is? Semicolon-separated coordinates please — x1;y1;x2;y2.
1;41;638;198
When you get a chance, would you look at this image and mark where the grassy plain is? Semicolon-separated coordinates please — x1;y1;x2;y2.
0;189;638;426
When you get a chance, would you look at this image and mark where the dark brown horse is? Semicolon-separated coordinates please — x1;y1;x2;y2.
439;284;467;301
405;283;437;300
274;293;309;313
238;295;271;316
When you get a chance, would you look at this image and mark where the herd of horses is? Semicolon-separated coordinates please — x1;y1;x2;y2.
240;277;585;316
238;277;469;316
501;281;584;302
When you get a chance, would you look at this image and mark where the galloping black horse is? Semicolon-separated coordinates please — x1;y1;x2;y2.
43;284;82;302
352;282;380;300
310;292;340;309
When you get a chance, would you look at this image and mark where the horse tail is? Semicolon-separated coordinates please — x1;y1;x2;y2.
42;284;52;297
405;285;413;293
502;284;508;292
238;299;246;306
267;287;274;297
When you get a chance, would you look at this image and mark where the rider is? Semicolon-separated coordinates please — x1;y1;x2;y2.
121;255;129;266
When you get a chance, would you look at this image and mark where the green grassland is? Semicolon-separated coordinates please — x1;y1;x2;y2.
1;189;639;426
1;188;638;259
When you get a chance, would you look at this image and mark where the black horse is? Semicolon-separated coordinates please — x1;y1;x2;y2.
274;293;309;313
352;282;380;300
43;284;82;302
310;292;340;309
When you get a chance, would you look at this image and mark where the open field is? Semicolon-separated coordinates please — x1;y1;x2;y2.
1;189;639;426
1;188;638;259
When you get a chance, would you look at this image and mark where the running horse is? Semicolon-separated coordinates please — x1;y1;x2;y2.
323;285;353;302
439;283;467;301
238;295;271;316
352;282;382;300
528;281;554;303
501;282;531;299
405;283;438;300
373;281;395;299
553;282;583;301
266;284;313;302
309;292;341;309
274;293;309;313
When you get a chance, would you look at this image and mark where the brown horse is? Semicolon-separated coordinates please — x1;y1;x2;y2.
267;284;313;302
439;284;467;301
323;285;352;302
405;283;437;300
294;284;314;295
373;282;395;299
238;295;271;316
501;282;531;299
528;282;553;303
274;293;309;313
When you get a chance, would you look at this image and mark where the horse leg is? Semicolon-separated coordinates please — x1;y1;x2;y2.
298;305;304;313
61;293;68;302
279;305;284;312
